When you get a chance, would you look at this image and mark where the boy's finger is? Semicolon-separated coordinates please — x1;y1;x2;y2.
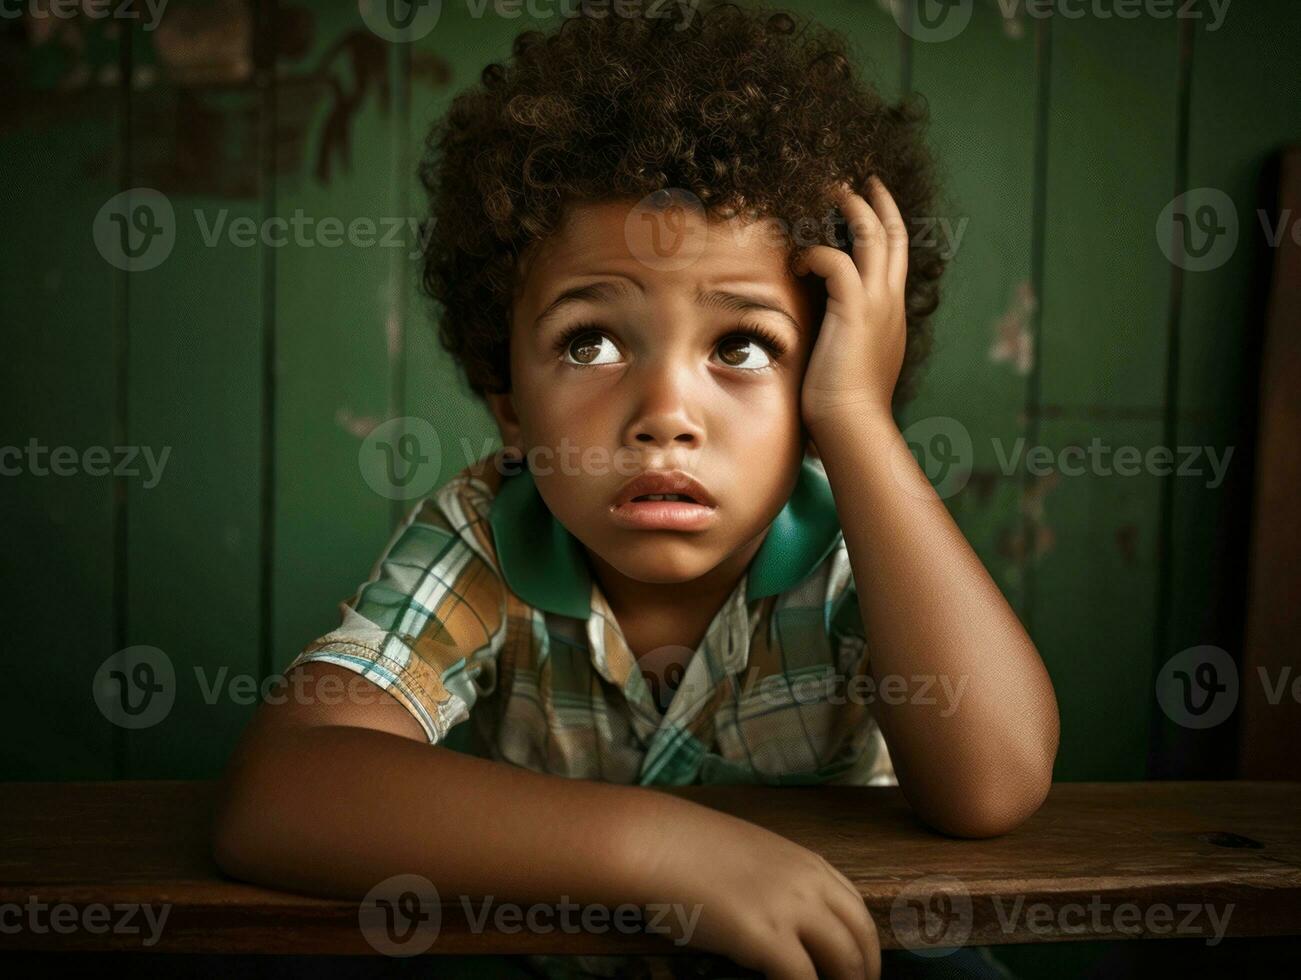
824;886;878;979
834;182;888;298
798;913;872;980
818;853;861;902
866;174;910;297
764;943;820;980
798;244;863;314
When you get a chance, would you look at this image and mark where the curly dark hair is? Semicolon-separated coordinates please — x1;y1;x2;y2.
417;0;947;407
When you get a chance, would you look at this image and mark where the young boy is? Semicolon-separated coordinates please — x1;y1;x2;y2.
213;3;1059;978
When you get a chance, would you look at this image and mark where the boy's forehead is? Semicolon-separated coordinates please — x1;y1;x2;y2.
521;197;796;292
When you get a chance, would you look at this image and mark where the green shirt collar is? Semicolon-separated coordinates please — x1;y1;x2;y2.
487;457;843;619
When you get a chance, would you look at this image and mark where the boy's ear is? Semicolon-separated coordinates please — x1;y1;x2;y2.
485;390;523;456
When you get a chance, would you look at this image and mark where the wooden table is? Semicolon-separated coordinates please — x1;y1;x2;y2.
0;781;1297;955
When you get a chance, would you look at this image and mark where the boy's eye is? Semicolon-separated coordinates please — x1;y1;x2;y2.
561;330;621;366
554;325;784;371
713;336;773;371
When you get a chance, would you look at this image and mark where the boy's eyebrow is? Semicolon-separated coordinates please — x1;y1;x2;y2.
696;288;801;333
534;278;800;332
535;280;633;328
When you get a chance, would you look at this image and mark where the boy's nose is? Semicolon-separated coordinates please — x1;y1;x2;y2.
628;415;702;448
622;361;705;449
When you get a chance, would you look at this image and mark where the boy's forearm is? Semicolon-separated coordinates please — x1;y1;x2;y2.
811;410;1059;836
212;722;694;907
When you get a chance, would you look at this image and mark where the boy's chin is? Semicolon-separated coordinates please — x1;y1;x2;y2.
592;542;722;588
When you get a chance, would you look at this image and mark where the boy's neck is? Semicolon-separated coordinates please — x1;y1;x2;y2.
585;527;770;658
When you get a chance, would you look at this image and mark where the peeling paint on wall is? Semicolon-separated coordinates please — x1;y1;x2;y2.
989;279;1037;376
997;470;1060;567
2;4;452;197
335;406;381;439
1115;522;1140;566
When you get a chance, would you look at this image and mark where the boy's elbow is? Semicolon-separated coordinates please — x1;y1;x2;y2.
210;793;257;881
933;772;1053;839
211;819;252;881
918;736;1058;839
209;766;273;883
955;702;1060;838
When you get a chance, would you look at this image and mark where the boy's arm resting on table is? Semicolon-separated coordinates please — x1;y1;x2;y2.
813;411;1061;841
209;661;884;980
210;661;672;907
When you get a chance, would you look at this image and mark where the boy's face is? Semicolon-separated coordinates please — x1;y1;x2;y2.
489;197;820;593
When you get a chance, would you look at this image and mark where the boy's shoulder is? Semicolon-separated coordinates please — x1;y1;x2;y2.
404;448;516;573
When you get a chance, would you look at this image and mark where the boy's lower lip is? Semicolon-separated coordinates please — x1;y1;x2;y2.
608;500;719;531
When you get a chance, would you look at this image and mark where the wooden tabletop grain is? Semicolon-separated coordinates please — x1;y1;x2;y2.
0;780;1297;955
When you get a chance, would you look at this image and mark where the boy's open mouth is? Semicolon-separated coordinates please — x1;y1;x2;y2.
610;470;719;531
612;469;717;508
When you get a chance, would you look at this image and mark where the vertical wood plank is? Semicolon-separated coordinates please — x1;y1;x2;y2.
1156;0;1301;776
0;34;122;779
1033;9;1182;778
404;10;542;514
901;3;1038;616
122;1;266;777
271;2;407;670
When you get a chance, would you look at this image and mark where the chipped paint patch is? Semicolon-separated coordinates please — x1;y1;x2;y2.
1115;523;1140;566
335;406;380;439
996;471;1060;565
989;280;1037;375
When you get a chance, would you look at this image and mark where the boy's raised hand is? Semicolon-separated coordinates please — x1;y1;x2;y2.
635;802;880;979
796;176;910;434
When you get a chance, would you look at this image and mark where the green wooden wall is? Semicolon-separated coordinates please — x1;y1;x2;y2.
2;1;1297;789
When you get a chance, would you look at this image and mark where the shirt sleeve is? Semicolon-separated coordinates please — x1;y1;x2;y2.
283;490;507;746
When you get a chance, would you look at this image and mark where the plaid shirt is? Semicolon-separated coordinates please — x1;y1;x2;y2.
286;448;894;977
